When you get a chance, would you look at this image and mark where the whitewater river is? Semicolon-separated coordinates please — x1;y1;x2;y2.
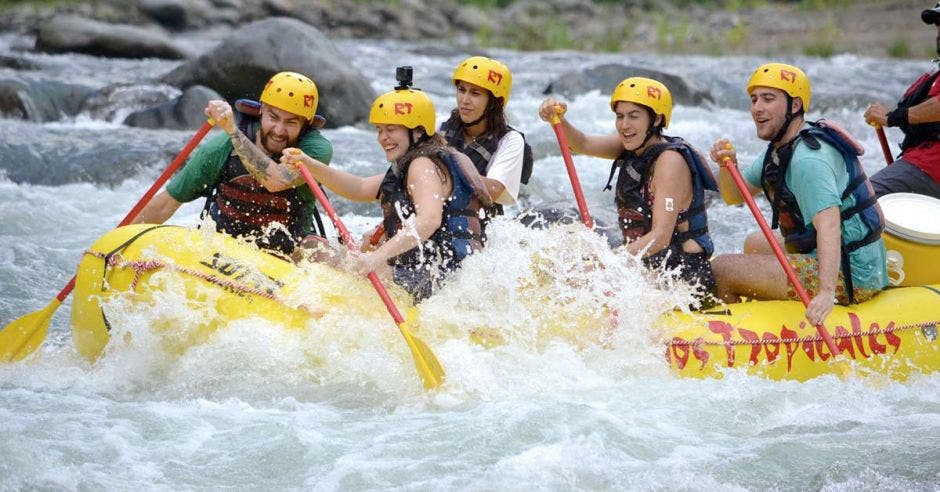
2;31;939;490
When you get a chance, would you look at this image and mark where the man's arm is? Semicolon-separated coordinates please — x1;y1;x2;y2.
866;97;940;127
131;191;182;224
710;138;762;205
205;100;298;192
805;206;841;325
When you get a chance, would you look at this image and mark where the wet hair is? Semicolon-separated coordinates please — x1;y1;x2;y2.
482;96;509;138
644;106;665;137
396;130;451;181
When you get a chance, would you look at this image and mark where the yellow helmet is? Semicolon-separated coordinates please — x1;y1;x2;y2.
259;71;319;121
369;88;436;136
609;77;673;128
746;63;811;112
452;56;513;107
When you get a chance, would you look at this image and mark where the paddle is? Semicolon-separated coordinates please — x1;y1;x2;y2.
720;145;848;368
0;120;215;363
293;158;445;390
549;110;594;228
875;126;894;165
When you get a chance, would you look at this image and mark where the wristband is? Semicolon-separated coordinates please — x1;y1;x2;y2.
887;107;909;127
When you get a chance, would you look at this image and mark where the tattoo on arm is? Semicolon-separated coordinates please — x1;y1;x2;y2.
229;129;274;182
279;165;301;185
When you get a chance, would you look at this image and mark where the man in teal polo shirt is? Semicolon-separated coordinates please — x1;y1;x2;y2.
134;71;333;257
709;63;888;326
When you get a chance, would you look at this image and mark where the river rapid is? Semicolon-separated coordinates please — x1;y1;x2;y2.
1;32;939;490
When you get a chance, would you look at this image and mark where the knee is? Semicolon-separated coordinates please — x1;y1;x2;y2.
743;231;779;254
743;233;765;254
710;255;733;279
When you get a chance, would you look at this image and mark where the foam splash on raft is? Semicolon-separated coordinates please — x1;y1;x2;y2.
69;218;702;403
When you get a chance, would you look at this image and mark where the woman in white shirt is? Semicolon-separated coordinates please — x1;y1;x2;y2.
438;56;534;238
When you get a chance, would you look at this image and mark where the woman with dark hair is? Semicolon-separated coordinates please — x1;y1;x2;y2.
439;56;534;234
539;77;719;303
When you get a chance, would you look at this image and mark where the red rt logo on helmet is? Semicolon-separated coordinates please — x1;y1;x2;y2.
304;95;316;108
780;69;797;83
647;86;662;100
487;70;503;86
394;102;413;115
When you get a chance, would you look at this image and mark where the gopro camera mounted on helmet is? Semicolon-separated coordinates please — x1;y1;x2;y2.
395;66;414;90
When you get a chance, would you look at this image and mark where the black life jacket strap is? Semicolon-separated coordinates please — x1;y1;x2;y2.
839;193;877;221
840;248;857;305
604;160;621;192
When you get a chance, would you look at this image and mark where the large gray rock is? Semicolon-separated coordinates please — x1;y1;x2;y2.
544;64;714;107
125;85;221;129
160;17;374;128
35;15;192;59
0;76;95;121
138;0;200;30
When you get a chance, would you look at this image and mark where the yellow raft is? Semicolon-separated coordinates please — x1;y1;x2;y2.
659;192;940;381
658;285;940;381
70;224;411;362
72;192;940;382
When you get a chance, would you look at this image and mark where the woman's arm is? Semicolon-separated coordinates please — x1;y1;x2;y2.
281;148;383;202
626;151;692;257
537;98;623;159
366;156;449;266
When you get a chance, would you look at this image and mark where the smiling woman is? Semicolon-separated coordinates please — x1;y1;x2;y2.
278;69;493;302
537;76;719;306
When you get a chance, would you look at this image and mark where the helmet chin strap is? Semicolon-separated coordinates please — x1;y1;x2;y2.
770;94;798;145
629;108;661;153
463;112;486;129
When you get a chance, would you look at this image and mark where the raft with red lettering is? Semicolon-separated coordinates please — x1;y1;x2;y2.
657;286;940;381
658;193;940;382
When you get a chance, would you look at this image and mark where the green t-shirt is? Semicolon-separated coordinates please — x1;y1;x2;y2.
742;126;888;292
166;123;333;235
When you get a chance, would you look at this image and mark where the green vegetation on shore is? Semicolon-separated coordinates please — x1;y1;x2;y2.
1;0;929;59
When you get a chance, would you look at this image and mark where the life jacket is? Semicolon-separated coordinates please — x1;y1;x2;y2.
378;146;486;279
440;111;534;224
759;119;885;303
897;68;940;152
603;136;718;256
202;110;323;255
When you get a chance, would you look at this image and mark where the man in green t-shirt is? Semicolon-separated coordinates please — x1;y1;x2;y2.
134;71;334;257
708;62;888;326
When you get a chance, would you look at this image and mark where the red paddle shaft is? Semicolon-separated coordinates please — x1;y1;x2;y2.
723;157;842;357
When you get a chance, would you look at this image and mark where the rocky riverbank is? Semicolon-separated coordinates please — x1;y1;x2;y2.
0;0;934;59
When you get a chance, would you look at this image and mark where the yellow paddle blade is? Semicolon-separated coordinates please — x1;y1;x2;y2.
398;321;445;390
0;298;61;363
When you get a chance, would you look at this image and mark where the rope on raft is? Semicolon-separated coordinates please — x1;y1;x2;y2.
83;250;322;317
668;319;940;348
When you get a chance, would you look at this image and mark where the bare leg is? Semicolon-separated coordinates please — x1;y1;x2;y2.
711;253;790;303
743;230;785;255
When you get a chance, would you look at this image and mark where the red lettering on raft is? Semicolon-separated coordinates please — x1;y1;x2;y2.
670;313;904;373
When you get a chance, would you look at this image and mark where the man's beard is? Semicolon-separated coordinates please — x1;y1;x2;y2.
259;129;296;156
